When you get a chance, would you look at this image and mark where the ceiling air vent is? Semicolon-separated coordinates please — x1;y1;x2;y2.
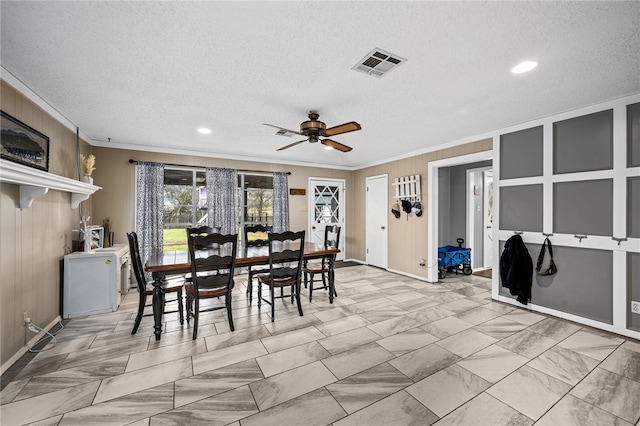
352;48;406;78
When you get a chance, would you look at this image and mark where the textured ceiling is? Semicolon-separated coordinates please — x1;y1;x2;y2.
1;1;639;170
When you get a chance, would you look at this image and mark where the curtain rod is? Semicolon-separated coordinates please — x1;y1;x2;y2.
128;159;290;175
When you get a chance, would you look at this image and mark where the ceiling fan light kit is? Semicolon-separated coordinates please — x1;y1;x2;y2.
264;111;360;153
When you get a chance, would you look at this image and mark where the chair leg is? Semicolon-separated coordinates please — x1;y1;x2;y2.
271;285;275;322
132;293;146;334
295;282;304;317
185;294;192;324
247;268;253;302
309;272;315;302
291;284;294;304
304;269;308;288
226;292;235;331
257;280;262;309
321;272;327;289
192;295;199;340
177;289;184;324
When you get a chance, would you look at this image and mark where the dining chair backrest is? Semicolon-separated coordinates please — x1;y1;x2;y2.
186;226;222;249
187;232;238;292
244;224;272;247
267;230;305;281
127;231;148;292
318;224;341;270
324;225;341;250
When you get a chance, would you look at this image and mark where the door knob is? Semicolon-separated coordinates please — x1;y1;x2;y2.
381;226;386;230
312;226;316;230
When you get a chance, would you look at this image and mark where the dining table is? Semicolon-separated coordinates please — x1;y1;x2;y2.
145;242;340;340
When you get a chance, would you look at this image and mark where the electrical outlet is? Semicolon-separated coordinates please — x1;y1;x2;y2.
632;301;640;314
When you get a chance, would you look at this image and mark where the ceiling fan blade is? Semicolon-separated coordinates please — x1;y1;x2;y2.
323;121;361;137
262;123;302;135
321;139;353;152
277;139;308;151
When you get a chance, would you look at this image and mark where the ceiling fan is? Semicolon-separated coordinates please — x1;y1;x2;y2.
263;112;361;152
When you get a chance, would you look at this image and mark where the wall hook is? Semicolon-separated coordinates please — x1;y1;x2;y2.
514;231;524;235
542;233;553;237
574;234;588;242
612;237;627;246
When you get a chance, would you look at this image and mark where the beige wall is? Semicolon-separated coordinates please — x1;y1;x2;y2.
1;80;93;368
90;147;354;251
92;139;493;277
353;139;493;278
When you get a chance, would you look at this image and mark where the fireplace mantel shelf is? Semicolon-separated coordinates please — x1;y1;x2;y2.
0;159;101;209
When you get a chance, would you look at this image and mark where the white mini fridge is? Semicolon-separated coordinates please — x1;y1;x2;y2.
63;244;130;319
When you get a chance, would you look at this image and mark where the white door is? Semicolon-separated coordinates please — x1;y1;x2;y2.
467;166;493;270
483;170;494;268
366;174;388;268
308;178;345;261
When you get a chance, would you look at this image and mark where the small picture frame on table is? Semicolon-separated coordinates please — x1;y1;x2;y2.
1;110;50;172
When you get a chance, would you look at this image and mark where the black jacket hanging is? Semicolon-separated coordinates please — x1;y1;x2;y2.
536;238;557;276
500;234;533;305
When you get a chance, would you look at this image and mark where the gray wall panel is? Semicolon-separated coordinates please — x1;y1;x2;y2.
500;126;543;179
554;109;613;174
531;244;613;324
449;164;467;245
499;185;543;232
554;179;613;236
438;161;492;247
499;240;613;323
629;102;640;167
438;168;451;246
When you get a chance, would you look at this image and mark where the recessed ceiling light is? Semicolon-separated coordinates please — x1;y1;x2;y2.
511;61;538;74
197;127;211;134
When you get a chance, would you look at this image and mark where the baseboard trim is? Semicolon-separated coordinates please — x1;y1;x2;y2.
343;259;432;282
1;315;62;375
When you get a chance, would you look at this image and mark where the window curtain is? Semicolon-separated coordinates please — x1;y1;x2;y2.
135;162;165;279
206;167;238;234
272;171;290;233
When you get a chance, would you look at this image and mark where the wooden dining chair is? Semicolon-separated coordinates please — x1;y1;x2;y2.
127;232;184;335
185;226;223;282
186;226;221;246
186;232;238;339
257;230;305;321
244;224;272;302
304;225;341;302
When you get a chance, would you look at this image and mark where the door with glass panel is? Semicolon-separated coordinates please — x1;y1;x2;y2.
308;178;345;261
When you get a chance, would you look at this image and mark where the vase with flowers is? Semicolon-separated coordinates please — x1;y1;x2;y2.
80;154;96;184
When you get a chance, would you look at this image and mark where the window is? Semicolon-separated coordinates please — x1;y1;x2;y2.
240;173;274;233
162;168;273;251
163;168;207;251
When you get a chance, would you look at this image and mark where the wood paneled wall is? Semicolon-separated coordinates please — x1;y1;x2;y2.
1;80;92;369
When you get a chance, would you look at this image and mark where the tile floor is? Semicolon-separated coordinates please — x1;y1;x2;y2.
1;265;639;426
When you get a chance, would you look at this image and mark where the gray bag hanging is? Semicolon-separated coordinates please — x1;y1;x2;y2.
536;238;557;276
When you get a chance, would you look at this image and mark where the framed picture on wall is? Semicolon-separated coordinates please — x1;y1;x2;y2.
1;110;50;172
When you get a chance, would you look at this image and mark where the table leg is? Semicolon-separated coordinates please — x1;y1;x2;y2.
152;273;164;340
328;255;335;304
